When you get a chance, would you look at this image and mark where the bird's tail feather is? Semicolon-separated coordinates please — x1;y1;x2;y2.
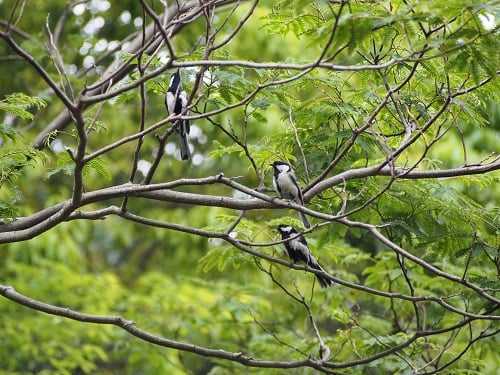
299;211;311;228
308;257;332;288
178;126;191;161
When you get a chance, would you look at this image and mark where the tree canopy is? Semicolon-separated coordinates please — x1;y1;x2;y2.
0;0;499;373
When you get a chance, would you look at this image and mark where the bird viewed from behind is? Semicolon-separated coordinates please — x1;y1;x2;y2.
165;69;191;161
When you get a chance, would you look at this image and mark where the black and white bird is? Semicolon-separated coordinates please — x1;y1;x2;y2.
165;69;191;160
277;225;331;288
270;161;311;228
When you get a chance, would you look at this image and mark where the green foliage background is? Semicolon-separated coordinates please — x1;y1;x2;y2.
0;0;499;374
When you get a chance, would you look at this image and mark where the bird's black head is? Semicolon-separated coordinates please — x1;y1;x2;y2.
270;161;291;173
168;69;181;93
277;224;297;236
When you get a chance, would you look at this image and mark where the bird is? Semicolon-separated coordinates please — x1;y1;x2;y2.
270;161;311;228
165;69;191;160
277;224;332;288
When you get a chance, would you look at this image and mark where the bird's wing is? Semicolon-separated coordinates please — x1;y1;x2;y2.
291;239;312;264
165;92;175;114
289;171;304;204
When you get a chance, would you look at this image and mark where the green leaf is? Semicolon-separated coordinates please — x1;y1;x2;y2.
0;124;21;142
84;157;111;180
251;111;268;124
43;130;59;148
0;93;46;120
113;90;137;105
85;118;107;133
197;245;240;273
251;99;271;110
0;199;19;221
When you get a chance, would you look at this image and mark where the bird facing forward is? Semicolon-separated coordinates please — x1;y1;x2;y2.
270;161;310;228
277;224;331;288
165;69;191;161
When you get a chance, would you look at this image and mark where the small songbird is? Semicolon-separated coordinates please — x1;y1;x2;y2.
277;225;332;288
270;161;310;228
165;69;191;160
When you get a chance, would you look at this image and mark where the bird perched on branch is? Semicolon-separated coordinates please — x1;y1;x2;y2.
165;69;191;160
277;225;331;288
270;161;310;228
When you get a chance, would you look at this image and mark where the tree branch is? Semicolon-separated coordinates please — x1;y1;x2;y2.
0;285;334;372
2;161;499;241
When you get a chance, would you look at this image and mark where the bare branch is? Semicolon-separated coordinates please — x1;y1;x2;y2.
2;161;499;241
0;30;76;112
0;285;334;373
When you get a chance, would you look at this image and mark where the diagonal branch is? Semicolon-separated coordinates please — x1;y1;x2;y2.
0;30;75;112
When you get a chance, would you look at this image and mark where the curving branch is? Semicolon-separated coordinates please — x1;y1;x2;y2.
30;0;243;149
0;30;76;112
0;285;335;373
1;280;497;373
305;160;500;199
2;161;499;239
1;1;498;371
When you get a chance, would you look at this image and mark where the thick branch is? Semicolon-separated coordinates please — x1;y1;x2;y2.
1;162;498;241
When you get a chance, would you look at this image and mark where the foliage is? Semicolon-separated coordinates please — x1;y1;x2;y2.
0;0;499;374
